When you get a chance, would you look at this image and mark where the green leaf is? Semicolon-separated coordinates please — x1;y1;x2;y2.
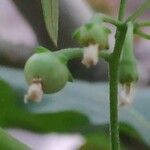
0;66;150;147
0;80;29;150
41;0;59;46
0;127;29;150
0;79;90;133
80;133;109;150
79;123;148;150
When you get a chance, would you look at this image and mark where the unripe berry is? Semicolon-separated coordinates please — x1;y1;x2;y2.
24;47;70;94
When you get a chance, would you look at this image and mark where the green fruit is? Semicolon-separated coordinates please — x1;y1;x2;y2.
24;50;69;94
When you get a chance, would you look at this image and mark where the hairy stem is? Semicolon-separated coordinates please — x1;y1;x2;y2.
109;0;127;150
109;26;127;150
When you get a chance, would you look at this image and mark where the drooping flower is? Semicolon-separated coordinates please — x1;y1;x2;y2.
119;22;138;106
73;17;111;67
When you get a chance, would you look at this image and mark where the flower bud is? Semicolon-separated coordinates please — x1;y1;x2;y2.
73;22;111;49
119;22;138;84
73;18;110;67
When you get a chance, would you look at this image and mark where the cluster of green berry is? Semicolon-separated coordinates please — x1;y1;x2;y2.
24;16;138;104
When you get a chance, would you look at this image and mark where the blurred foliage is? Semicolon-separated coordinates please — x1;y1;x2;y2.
0;0;150;149
0;79;90;133
0;127;29;150
41;0;59;46
86;0;116;15
2;0;108;82
0;66;150;149
0;128;29;150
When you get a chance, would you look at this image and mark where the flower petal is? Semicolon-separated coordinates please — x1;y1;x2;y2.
82;44;99;68
119;83;134;106
24;78;43;103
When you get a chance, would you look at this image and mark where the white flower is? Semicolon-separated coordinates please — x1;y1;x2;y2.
24;78;43;103
81;44;99;68
119;83;134;106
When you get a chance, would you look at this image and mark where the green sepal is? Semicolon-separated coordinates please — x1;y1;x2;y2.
119;60;138;83
119;22;139;84
56;54;68;64
73;22;111;49
35;46;51;53
56;54;73;82
53;51;74;82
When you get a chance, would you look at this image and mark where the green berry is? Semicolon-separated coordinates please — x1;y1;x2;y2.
24;49;70;94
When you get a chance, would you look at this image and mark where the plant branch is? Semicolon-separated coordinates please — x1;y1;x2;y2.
118;0;128;21
54;48;110;61
135;29;150;40
126;0;150;22
101;15;123;27
136;21;150;27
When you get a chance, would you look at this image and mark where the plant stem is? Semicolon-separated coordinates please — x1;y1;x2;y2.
126;0;150;22
54;48;83;60
135;29;150;40
109;0;127;150
136;21;150;27
54;48;110;61
109;27;127;150
102;15;123;27
118;0;128;21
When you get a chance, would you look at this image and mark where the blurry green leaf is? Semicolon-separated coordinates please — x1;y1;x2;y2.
79;123;148;150
0;77;90;133
0;66;150;147
119;123;150;150
81;129;150;150
0;127;29;150
80;133;109;150
41;0;59;46
0;81;29;150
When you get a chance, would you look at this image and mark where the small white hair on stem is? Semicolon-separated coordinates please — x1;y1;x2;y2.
82;44;99;68
24;78;43;103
